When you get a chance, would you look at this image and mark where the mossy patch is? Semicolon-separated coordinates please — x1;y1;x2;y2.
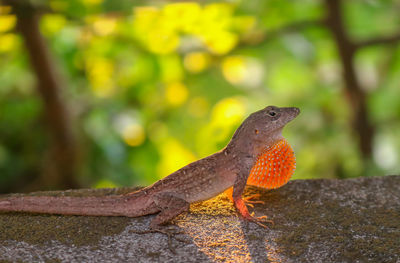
0;213;132;247
0;187;142;247
270;188;400;262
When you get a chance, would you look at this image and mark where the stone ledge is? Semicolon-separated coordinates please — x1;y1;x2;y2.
0;176;399;262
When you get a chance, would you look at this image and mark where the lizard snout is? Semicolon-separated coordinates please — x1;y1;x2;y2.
292;107;300;116
281;107;300;118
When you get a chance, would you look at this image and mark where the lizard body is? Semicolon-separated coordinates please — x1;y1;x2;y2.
0;106;299;228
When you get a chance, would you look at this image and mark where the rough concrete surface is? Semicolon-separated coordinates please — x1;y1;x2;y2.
0;176;399;263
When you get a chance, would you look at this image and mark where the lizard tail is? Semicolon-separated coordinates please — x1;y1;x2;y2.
0;193;159;217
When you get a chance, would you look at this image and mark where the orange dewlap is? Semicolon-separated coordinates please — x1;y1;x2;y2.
247;139;296;189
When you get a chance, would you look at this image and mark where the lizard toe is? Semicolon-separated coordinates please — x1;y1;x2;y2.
243;194;265;205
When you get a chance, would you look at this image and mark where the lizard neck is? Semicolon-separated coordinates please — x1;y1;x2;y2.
225;131;284;158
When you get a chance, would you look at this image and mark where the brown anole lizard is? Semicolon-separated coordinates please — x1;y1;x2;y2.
0;106;299;229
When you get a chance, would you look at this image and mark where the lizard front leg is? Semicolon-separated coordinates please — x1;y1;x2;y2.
232;169;271;228
224;187;264;207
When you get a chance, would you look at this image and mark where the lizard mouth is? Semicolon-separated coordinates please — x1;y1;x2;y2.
271;107;300;130
286;107;300;118
293;107;300;116
284;107;300;122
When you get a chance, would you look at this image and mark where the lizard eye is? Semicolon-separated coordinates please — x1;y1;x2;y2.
255;129;259;134
268;111;276;117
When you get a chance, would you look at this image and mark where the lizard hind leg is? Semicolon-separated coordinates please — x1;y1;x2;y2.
130;193;190;254
150;192;190;229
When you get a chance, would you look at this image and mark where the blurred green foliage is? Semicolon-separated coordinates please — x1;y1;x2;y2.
0;0;399;192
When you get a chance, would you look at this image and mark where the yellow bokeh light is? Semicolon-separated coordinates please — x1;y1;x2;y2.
184;52;210;73
162;2;201;33
41;14;66;35
157;138;196;178
93;17;117;36
165;82;189;107
147;30;180;55
133;6;180;55
196;97;246;157
198;3;233;39
0;33;17;52
122;123;146;147
0;15;16;33
202;3;233;28
132;3;248;56
133;7;159;37
86;57;115;97
222;56;246;85
212;97;246;126
204;31;238;55
133;7;159;25
82;0;103;6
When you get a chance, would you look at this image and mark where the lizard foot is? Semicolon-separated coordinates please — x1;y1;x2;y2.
243;194;265;205
250;213;274;226
130;226;189;254
245;215;273;229
234;198;273;228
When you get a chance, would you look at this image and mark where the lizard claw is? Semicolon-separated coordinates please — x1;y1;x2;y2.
247;213;273;228
255;215;274;225
243;194;265;205
247;215;273;228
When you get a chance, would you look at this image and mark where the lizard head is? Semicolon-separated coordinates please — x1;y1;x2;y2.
252;105;300;133
227;106;300;155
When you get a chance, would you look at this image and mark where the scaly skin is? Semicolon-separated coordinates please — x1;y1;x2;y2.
0;106;300;229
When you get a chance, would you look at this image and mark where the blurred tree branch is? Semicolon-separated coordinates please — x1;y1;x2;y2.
355;33;400;49
236;1;400;163
4;0;79;190
323;0;375;160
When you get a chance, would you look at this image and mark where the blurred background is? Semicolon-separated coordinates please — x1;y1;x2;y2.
0;0;399;193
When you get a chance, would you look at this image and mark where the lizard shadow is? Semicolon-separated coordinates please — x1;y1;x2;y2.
238;218;270;262
131;215;212;260
238;187;289;262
